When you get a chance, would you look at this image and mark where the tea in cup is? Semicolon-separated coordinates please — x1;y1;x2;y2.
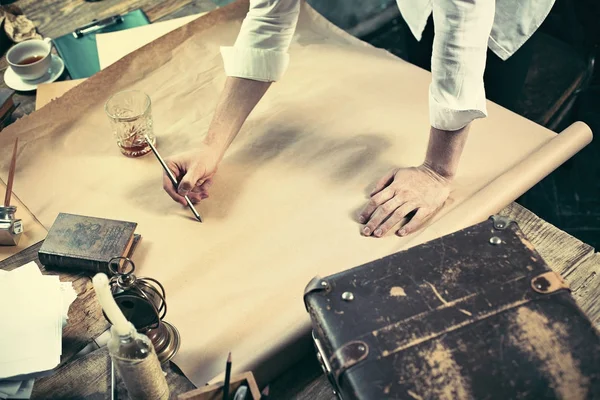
6;38;53;81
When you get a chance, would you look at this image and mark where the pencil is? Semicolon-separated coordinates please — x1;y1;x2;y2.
223;352;232;400
4;138;18;207
143;135;202;222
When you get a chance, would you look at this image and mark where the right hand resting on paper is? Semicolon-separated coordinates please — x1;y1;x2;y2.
163;144;221;205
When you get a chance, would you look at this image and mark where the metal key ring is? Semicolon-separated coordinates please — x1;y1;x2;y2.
108;256;136;276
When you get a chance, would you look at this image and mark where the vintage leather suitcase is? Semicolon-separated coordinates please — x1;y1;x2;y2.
304;215;600;400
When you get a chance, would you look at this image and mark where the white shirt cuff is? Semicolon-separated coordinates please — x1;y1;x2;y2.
428;84;488;131
220;46;290;82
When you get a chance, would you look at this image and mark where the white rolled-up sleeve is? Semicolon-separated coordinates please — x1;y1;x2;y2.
220;0;301;82
429;0;496;131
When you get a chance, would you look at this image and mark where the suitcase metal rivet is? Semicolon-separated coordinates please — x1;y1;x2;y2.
341;292;354;301
489;236;502;245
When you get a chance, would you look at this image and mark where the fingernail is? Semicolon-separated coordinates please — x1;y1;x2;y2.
358;216;365;224
398;229;407;236
374;229;382;237
362;227;371;236
179;189;189;196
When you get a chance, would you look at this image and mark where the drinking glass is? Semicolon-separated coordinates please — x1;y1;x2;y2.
105;90;156;157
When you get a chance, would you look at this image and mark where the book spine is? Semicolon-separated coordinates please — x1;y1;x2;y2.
38;251;107;273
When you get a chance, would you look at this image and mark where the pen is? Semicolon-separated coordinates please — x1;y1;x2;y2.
73;15;124;38
144;135;202;222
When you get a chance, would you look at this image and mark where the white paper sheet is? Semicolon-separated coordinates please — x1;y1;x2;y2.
0;262;75;380
96;13;206;69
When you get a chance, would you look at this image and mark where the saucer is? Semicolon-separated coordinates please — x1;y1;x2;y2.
3;54;65;92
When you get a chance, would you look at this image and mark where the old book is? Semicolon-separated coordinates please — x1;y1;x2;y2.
38;213;138;274
0;89;16;131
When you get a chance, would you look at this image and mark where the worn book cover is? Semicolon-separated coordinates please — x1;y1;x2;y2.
38;213;138;274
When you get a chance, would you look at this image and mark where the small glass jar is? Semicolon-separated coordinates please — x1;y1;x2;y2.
108;323;170;400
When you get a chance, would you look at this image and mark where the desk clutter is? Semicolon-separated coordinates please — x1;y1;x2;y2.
0;262;76;399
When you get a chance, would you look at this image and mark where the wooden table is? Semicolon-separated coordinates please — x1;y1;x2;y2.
1;1;599;399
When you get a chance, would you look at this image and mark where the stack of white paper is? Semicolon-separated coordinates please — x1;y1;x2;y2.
0;262;77;399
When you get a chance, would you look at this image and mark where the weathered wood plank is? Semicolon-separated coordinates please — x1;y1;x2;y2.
32;347;195;399
16;0;178;39
568;253;600;326
153;0;217;22
146;0;204;22
499;202;595;275
268;352;335;400
289;376;336;400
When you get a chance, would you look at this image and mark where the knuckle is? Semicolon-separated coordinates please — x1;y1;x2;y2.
393;207;406;217
368;198;379;207
382;204;394;214
397;190;411;199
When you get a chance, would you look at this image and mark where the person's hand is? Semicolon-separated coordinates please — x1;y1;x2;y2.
358;165;451;237
162;144;221;205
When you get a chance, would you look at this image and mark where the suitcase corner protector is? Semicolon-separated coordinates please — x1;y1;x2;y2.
303;275;330;311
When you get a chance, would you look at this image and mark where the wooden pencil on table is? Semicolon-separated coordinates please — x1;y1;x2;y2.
223;352;232;400
4;137;18;207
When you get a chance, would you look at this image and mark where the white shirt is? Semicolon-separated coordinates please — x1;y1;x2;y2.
220;0;555;131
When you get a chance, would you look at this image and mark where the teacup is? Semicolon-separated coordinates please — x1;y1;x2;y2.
6;38;53;81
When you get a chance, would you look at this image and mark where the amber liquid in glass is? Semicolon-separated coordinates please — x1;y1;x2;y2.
117;125;156;158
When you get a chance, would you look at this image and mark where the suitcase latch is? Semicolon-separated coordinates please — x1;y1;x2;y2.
312;331;343;399
330;341;369;380
531;271;570;294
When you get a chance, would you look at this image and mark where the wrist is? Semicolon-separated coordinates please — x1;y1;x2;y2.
423;125;470;180
422;159;456;180
202;131;228;160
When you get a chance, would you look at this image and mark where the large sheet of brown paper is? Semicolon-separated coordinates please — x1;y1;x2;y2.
35;79;86;110
0;0;592;386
